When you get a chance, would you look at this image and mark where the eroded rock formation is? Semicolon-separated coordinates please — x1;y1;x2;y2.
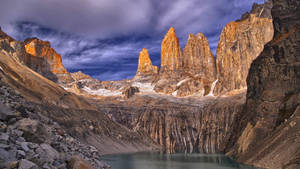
214;2;274;95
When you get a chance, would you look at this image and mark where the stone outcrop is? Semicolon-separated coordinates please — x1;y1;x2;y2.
225;0;300;168
23;38;69;82
213;3;274;95
136;48;158;76
160;27;182;72
122;86;140;99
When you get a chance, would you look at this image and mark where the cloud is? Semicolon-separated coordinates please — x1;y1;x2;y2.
0;0;267;80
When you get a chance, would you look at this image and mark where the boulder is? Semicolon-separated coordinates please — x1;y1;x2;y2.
17;118;49;143
18;159;38;169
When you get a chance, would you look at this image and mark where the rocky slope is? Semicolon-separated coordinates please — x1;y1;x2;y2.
0;81;110;169
225;0;300;168
0;29;158;168
214;1;274;95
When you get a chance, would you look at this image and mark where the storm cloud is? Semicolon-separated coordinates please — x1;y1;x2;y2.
0;0;266;80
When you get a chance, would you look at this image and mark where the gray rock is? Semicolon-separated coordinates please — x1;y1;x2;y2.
21;142;29;152
0;143;10;150
0;133;9;144
0;148;17;168
18;159;38;169
28;143;38;150
0;103;16;121
40;144;60;161
17;150;26;159
17;137;26;142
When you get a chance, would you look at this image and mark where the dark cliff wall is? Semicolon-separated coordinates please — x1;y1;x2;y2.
226;0;300;168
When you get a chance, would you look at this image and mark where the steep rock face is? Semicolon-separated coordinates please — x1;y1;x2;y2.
183;33;217;81
136;48;158;76
23;38;68;81
214;4;274;95
227;0;300;168
98;93;245;153
160;27;182;71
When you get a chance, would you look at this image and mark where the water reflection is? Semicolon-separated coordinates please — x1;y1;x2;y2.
101;153;258;169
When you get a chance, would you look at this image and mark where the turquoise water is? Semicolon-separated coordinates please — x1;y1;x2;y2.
101;153;258;169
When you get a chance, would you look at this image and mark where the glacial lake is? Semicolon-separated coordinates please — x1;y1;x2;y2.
101;152;258;169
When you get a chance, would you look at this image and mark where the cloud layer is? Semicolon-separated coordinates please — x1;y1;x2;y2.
0;0;266;80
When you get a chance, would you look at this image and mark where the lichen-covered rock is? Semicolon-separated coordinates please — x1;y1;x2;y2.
214;3;274;95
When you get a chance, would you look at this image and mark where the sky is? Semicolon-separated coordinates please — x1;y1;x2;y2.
0;0;266;81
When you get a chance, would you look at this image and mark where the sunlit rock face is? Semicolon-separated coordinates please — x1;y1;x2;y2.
213;2;274;95
160;27;182;72
225;0;300;168
183;33;217;80
136;48;158;76
25;38;67;74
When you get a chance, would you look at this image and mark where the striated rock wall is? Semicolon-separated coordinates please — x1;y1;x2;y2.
98;93;245;153
214;4;274;95
226;0;300;168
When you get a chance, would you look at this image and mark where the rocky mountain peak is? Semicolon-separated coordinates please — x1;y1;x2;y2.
161;27;182;71
24;37;68;75
136;48;158;76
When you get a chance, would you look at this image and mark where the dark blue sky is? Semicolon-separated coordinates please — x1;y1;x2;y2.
0;0;266;80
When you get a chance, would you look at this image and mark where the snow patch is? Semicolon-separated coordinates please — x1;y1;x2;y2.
131;82;154;93
207;79;218;96
0;66;3;72
83;87;122;96
172;90;178;97
177;79;189;87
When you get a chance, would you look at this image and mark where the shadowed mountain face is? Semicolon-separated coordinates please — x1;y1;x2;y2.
225;0;300;168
